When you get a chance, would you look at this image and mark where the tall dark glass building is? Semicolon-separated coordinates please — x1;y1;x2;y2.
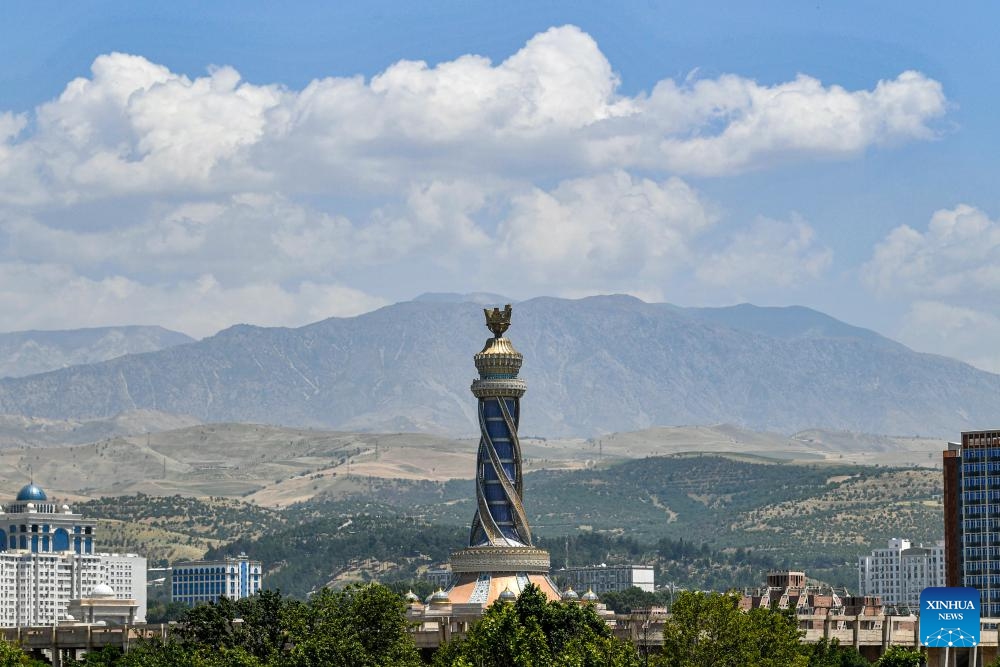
944;430;1000;616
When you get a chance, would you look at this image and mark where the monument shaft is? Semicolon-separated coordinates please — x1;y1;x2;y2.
470;304;532;547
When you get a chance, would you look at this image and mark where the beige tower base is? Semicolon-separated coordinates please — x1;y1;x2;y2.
443;546;561;606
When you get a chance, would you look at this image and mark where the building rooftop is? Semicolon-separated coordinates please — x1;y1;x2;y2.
15;483;47;502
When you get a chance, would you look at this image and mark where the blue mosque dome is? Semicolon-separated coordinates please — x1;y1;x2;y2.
15;483;47;502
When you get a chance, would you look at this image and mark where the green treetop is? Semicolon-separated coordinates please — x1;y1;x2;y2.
434;583;641;667
657;591;807;667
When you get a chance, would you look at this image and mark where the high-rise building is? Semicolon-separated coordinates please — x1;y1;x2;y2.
943;430;1000;616
0;483;95;555
0;483;146;626
441;305;561;606
857;538;945;608
103;552;148;618
170;554;262;606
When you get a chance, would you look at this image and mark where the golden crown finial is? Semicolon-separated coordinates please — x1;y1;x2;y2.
484;304;513;338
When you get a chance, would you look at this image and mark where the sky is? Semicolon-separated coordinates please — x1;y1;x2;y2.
1;2;1000;371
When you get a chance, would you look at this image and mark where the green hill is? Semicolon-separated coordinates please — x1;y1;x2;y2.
80;494;290;565
202;455;943;594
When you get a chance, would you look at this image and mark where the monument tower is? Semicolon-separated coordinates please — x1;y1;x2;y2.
441;305;560;605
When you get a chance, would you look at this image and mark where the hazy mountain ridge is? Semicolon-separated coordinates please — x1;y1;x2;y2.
0;410;201;449
0;295;993;437
0;326;194;378
681;303;902;348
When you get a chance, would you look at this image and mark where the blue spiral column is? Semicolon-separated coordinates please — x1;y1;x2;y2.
469;305;533;548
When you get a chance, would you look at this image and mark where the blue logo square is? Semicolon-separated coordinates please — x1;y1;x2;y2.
920;587;980;647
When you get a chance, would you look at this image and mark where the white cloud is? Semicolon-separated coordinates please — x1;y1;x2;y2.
0;26;950;336
899;301;1000;373
646;71;947;175
0;112;25;143
864;204;1000;299
497;171;715;289
0;169;805;332
0;261;384;338
864;205;1000;373
1;186;495;285
0;26;947;206
22;55;284;203
695;216;832;291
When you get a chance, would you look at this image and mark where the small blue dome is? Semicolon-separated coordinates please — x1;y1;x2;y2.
15;484;46;502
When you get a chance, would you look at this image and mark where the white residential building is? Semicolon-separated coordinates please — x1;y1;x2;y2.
0;483;147;626
858;538;945;608
102;552;147;620
557;564;655;594
171;554;262;606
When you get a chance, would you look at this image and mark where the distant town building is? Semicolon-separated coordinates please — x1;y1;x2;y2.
171;554;262;606
424;567;452;591
0;483;147;626
944;430;1000;616
741;570;884;631
557;564;655;594
857;538;944;608
67;583;139;626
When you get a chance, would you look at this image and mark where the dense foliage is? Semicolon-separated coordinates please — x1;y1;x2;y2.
79;494;291;566
68;585;420;667
205;514;465;598
145;586;192;623
873;646;923;667
79;494;287;540
658;591;807;667
805;638;871;667
433;584;640;667
0;641;47;667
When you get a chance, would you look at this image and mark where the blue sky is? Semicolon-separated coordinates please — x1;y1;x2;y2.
1;2;999;370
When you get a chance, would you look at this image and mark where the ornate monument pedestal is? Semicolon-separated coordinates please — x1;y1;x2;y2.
450;546;551;574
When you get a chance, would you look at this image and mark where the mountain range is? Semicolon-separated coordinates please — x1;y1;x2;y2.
0;326;193;378
0;294;994;438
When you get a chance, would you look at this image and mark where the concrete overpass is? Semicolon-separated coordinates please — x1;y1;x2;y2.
1;624;169;667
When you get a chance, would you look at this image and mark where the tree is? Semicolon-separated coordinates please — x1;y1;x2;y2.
146;598;191;623
121;641;261;667
281;584;422;667
434;584;640;667
658;591;807;667
805;638;871;667
601;587;662;614
435;597;551;667
75;584;420;667
69;640;263;667
874;646;923;667
0;641;47;667
68;647;124;666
